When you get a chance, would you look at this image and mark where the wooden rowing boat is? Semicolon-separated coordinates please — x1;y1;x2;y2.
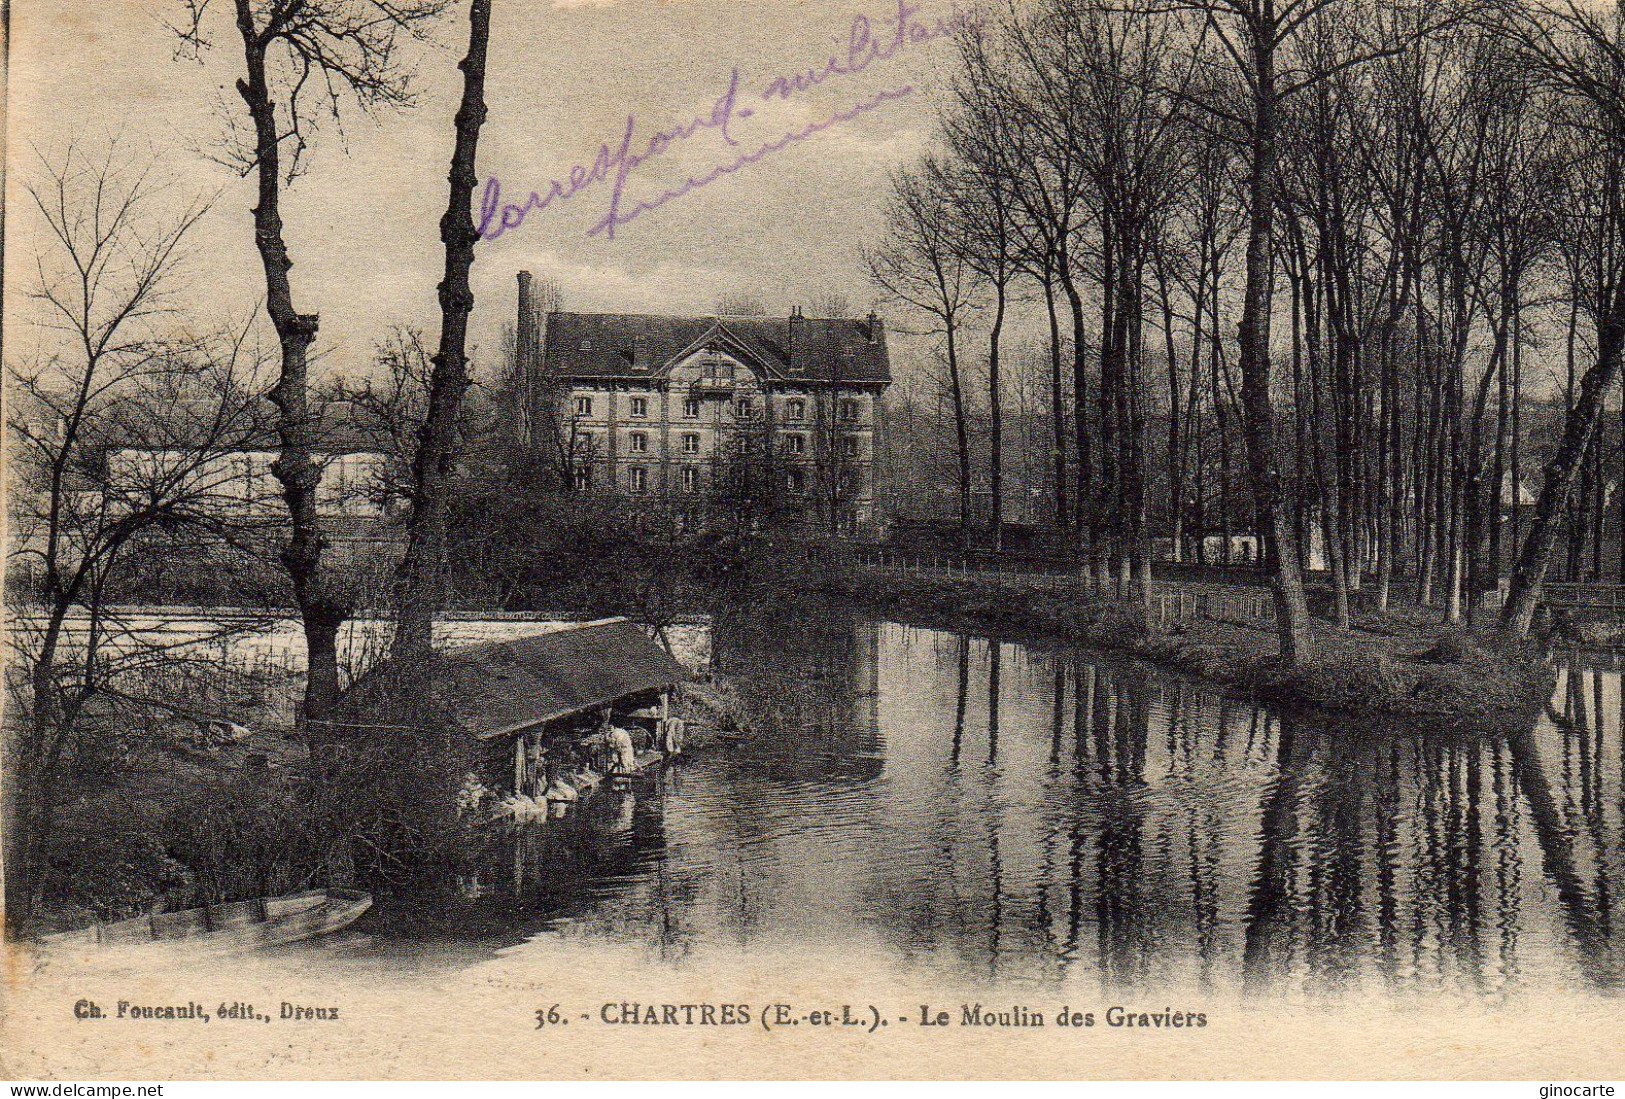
41;888;372;953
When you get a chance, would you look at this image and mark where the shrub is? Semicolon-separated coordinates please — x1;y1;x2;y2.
1415;633;1477;665
1281;651;1406;710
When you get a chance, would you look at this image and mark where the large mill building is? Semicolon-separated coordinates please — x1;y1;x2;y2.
511;271;892;531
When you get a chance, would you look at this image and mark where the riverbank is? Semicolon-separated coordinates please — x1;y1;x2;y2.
808;562;1554;727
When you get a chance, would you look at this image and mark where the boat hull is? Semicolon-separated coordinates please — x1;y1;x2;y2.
42;888;372;956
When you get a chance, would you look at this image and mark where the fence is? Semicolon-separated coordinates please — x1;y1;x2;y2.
839;545;1277;628
1542;583;1625;614
831;541;1625;626
1146;588;1277;628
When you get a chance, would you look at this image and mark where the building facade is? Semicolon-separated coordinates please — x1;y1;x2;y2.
516;272;892;531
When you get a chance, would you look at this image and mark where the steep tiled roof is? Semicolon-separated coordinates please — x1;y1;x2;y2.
541;312;891;385
338;618;688;740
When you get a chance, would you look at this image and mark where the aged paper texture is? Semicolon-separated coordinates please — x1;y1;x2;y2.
5;0;1625;1081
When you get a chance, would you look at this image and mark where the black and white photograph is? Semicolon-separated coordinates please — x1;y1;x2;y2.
4;0;1625;1082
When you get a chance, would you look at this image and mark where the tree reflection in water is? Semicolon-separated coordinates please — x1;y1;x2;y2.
442;615;1623;1000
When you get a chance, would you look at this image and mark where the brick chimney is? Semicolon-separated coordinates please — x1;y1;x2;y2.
789;304;802;367
866;310;882;345
517;271;537;369
515;271;538;446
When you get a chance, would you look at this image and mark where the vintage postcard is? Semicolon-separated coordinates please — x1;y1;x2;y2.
5;0;1625;1083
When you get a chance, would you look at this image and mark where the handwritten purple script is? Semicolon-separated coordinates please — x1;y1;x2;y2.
477;0;978;242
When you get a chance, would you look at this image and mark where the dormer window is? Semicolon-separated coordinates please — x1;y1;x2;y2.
580;339;593;351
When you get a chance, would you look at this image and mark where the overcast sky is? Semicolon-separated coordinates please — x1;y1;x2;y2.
7;0;970;382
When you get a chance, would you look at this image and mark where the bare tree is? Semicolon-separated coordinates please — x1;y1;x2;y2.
945;21;1030;552
391;0;493;687
808;289;854;318
1177;0;1444;660
172;0;448;726
1497;0;1625;637
1072;0;1198;591
5;147;271;933
715;293;770;316
1001;0;1103;545
345;326;435;506
866;160;981;548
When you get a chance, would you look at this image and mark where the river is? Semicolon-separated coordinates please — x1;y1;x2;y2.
304;611;1624;1005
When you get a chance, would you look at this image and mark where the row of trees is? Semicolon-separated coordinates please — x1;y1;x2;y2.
5;0;498;934
870;0;1625;659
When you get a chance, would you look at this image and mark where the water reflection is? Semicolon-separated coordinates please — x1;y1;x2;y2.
397;617;1625;1001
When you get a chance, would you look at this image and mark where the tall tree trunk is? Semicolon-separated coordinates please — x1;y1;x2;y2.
1237;35;1312;663
1156;248;1186;566
946;323;972;550
1127;252;1153;606
1060;265;1095;571
1097;223;1120;584
1301;243;1349;629
1374;256;1414;614
1512;296;1525;566
1287;231;1309;576
988;281;1007;553
1042;262;1069;531
1190;235;1213;569
1214;282;1234;568
1591;430;1606;577
392;0;493;687
1487;290;1512;607
1464;342;1503;624
235;5;347;726
1501;287;1625;637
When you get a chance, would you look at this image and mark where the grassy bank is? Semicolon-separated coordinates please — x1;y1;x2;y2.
810;563;1554;728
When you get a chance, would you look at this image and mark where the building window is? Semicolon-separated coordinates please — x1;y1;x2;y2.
629;466;648;494
682;433;701;455
574;395;593;417
681;467;699;493
843;435;860;458
580;339;593;351
840;397;860;422
630;396;648;417
734;397;753;420
629;432;648;454
783;433;805;455
573;467;592;492
683;397;701;418
784;398;806;421
786;470;805;494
